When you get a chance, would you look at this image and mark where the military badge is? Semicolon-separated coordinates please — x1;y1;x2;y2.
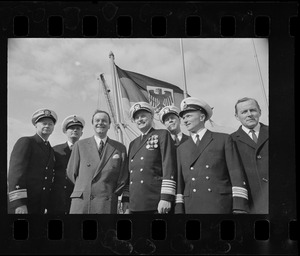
44;110;51;116
134;104;141;110
72;116;78;123
146;135;159;150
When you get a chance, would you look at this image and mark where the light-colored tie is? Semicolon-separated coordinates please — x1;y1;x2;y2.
250;129;258;143
195;134;200;146
98;140;104;157
69;144;73;150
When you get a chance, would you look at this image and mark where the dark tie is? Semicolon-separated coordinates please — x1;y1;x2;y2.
250;129;258;143
44;141;48;146
98;140;104;158
174;134;180;146
195;134;200;146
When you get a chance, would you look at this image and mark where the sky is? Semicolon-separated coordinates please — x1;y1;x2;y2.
7;38;269;160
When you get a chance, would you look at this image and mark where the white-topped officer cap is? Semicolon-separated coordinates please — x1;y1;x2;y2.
62;115;85;133
31;108;58;125
179;97;213;120
130;102;154;119
159;105;180;123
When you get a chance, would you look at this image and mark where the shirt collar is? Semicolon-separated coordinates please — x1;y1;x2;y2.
67;141;73;148
94;135;108;145
242;123;261;135
171;132;183;141
141;127;152;136
37;133;48;143
191;128;207;142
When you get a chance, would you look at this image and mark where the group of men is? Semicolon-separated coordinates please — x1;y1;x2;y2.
7;96;268;214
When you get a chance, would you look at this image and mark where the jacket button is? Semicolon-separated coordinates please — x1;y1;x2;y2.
130;181;133;185
205;165;209;168
257;155;262;159
190;167;194;170
193;189;196;192
130;170;133;173
192;178;195;181
43;187;45;190
46;167;48;170
206;176;210;180
64;186;67;189
140;157;144;160
141;180;144;183
262;178;268;182
243;181;246;185
45;177;47;180
87;164;91;167
90;195;94;200
131;159;133;162
208;188;212;192
140;168;143;172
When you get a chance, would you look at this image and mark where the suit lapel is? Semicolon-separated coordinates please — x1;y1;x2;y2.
257;124;269;147
93;138;116;179
130;128;154;158
190;130;213;165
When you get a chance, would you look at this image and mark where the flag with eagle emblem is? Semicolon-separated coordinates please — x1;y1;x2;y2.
115;65;186;115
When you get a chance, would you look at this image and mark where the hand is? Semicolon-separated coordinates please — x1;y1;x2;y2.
122;202;130;214
233;209;247;214
15;205;28;214
157;200;171;214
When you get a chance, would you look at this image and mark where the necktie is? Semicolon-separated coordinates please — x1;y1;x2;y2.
44;141;48;146
195;134;200;146
250;129;258;143
98;140;104;158
69;144;73;150
174;134;180;146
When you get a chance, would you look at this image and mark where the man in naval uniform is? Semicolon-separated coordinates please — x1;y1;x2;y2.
67;110;128;214
231;97;269;214
48;115;85;214
159;105;189;147
8;108;58;214
124;102;177;214
175;97;249;214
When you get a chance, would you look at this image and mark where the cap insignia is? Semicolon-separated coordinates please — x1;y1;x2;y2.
134;104;141;110
44;110;51;116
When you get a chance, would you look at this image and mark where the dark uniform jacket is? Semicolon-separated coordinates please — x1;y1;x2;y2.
128;128;177;212
67;137;128;214
231;123;269;214
175;130;249;214
48;142;74;214
8;134;55;214
176;133;189;147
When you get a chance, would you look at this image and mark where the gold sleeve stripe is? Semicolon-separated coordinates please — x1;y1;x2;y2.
232;186;248;200
8;189;27;202
161;179;176;195
122;185;130;197
175;194;184;204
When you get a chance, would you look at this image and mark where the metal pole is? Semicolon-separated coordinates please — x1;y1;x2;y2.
180;38;188;98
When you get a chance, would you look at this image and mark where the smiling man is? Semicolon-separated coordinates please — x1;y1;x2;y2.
175;97;249;214
48;115;85;214
66;110;128;214
8;108;57;214
231;97;269;214
124;102;177;214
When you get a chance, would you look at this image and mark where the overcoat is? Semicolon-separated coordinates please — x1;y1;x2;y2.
67;137;128;214
231;123;269;214
8;134;55;214
48;142;74;214
128;128;177;212
175;130;249;214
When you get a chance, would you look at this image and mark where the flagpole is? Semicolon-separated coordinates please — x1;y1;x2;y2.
180;38;188;98
109;51;124;144
251;39;269;112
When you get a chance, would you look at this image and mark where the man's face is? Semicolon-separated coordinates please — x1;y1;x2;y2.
133;110;153;133
235;100;261;129
35;117;55;136
182;110;205;133
65;125;83;142
163;113;180;133
92;112;110;136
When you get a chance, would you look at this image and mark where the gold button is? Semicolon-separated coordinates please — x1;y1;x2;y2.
46;167;48;170
208;188;212;192
45;177;47;180
141;157;144;160
257;155;262;159
206;176;210;180
205;165;209;168
140;168;143;172
130;170;133;173
131;159;133;162
43;187;45;190
193;189;196;192
141;180;144;183
190;167;194;170
192;178;195;181
262;178;268;182
130;181;133;185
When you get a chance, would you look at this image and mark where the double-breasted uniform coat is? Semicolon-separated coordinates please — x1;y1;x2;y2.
128;128;177;212
8;134;55;214
231;123;269;213
67;137;128;214
48;142;74;214
175;130;249;214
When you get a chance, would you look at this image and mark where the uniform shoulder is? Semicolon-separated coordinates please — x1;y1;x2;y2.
53;143;67;150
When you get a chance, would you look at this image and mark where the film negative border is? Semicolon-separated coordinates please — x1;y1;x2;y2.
1;1;298;255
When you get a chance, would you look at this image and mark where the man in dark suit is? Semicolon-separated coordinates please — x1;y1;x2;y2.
123;102;177;214
48;115;85;214
159;105;189;147
67;110;128;214
231;97;269;214
8;108;58;214
175;97;249;214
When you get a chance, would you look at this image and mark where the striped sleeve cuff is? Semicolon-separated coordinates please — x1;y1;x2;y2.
232;186;248;200
175;194;184;204
8;189;27;202
122;185;129;197
161;179;176;196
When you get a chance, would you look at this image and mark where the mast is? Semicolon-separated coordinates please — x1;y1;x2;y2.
180;38;188;98
109;51;124;143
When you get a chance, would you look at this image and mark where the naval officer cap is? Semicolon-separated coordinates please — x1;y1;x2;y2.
179;97;213;120
159;105;180;123
31;108;58;125
62;115;85;133
130;102;154;119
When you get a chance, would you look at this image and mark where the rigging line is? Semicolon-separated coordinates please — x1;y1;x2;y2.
251;39;269;112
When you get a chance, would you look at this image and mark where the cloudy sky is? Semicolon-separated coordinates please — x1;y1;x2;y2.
7;38;268;158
